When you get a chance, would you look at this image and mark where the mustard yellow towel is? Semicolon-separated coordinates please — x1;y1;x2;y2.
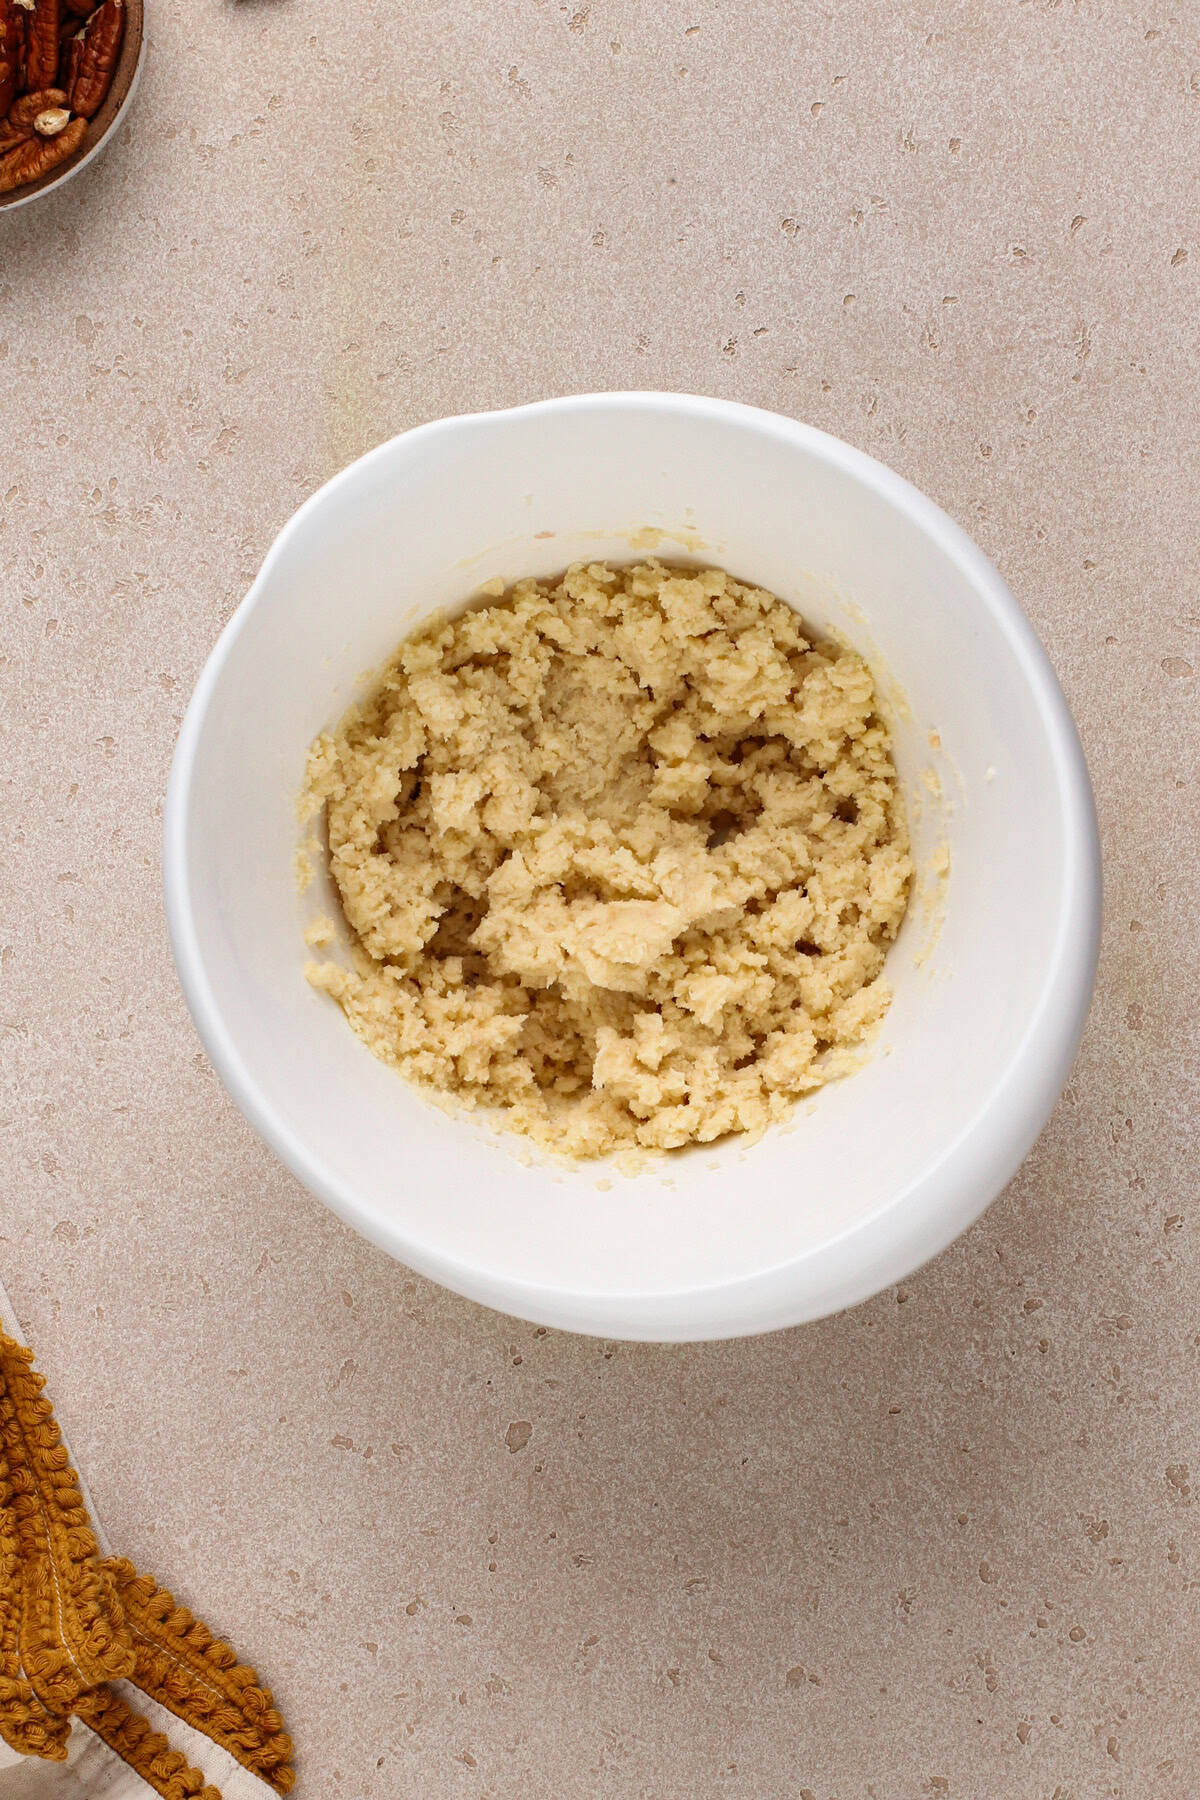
0;1283;294;1798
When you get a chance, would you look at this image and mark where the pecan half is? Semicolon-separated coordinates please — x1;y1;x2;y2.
0;83;65;149
8;82;65;124
0;108;83;188
24;0;60;93
68;0;119;119
0;1;22;116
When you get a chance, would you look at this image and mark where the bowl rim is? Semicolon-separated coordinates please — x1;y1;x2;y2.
0;0;145;214
163;391;1102;1340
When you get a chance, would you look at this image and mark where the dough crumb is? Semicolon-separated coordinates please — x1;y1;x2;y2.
302;561;912;1158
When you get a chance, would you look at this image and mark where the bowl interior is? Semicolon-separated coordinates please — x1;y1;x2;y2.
168;396;1096;1339
0;0;143;211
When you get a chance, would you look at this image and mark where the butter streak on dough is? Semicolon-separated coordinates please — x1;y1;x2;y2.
302;562;912;1158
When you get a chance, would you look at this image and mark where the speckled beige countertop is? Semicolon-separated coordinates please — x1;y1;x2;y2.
2;3;1197;1796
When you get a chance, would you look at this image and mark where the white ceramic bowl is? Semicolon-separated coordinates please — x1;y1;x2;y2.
164;393;1100;1341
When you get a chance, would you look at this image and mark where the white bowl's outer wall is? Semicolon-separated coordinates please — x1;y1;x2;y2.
164;394;1101;1342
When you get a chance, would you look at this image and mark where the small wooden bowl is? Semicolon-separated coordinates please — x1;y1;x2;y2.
0;0;144;212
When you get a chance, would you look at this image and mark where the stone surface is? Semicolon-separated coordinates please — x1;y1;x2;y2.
1;3;1197;1795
